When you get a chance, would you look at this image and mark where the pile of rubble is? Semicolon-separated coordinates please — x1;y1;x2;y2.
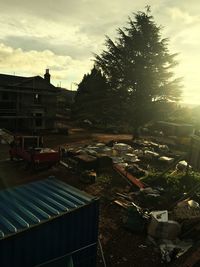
59;138;200;266
60;139;184;182
114;191;200;264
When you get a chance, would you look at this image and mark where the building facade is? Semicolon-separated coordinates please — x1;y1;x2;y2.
0;69;58;132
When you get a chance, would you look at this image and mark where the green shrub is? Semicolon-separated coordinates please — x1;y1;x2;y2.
143;171;200;201
97;174;112;185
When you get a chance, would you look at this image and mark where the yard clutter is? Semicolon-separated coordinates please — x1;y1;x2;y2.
112;155;200;265
140;187;161;197
0;128;14;144
61;139;172;183
59;137;200;266
74;154;97;170
113;142;133;152
113;163;145;189
126;164;147;178
60;138;187;191
148;211;181;240
61;141;144;183
176;160;191;171
159;156;174;164
159;239;193;263
60;138;180;176
144;150;159;159
174;199;200;220
2;129;200;267
97;155;113;171
146;210;191;263
114;190;196;264
123;205;149;233
80;170;97;184
124;153;140;163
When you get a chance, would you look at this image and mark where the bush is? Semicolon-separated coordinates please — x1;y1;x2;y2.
143;171;200;202
97;174;112;185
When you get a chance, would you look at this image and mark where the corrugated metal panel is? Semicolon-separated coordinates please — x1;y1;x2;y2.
36;243;97;267
0;178;99;267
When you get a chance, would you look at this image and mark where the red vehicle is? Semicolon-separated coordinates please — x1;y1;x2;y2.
9;136;60;168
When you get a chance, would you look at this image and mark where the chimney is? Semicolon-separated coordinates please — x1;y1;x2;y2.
44;69;50;83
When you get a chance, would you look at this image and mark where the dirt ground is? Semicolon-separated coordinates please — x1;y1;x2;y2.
0;128;163;267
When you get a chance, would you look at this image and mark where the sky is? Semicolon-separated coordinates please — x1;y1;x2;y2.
0;0;199;104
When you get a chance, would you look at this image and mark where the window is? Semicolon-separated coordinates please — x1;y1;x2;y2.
34;93;41;104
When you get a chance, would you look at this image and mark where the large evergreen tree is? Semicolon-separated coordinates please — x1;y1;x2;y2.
95;8;182;136
73;66;117;126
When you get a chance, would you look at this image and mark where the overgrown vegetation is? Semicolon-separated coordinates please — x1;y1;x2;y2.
97;174;112;185
144;171;200;203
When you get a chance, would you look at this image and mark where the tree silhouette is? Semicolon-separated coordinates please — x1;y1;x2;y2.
73;66;117;126
95;8;182;136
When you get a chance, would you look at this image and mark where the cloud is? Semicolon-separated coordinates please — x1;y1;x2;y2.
0;0;199;103
0;43;93;88
1;35;95;59
167;7;200;24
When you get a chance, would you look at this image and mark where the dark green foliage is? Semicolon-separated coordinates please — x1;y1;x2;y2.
191;106;200;129
72;66;125;126
168;106;193;124
95;9;182;132
73;67;109;124
144;171;200;201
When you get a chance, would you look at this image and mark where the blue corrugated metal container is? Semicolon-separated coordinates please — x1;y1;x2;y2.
0;178;99;267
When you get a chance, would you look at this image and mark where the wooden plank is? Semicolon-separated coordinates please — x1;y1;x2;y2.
113;164;145;189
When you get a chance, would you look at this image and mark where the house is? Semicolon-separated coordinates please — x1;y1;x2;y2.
0;69;58;132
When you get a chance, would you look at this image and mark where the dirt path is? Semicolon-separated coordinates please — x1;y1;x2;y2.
45;127;132;149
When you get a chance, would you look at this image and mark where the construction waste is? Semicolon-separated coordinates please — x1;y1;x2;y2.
60;139;183;181
114;192;197;264
60;138;199;265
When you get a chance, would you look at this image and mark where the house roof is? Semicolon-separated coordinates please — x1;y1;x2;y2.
0;73;57;91
0;73;30;86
